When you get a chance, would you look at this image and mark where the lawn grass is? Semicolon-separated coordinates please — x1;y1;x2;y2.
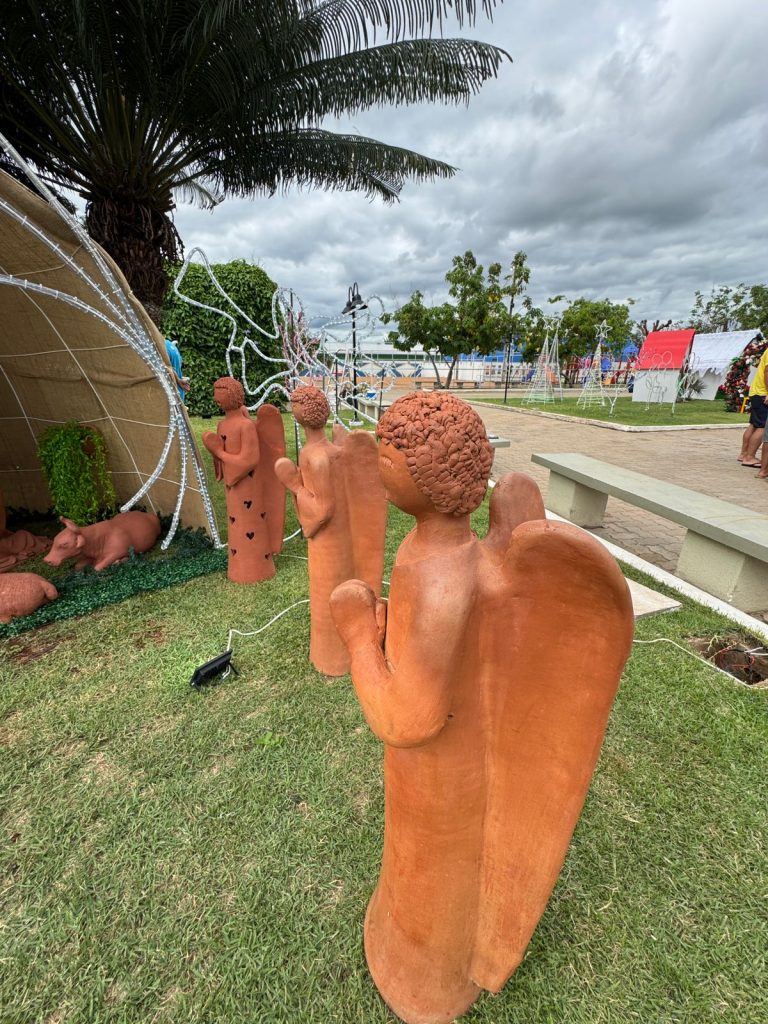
1;420;766;1024
475;396;742;427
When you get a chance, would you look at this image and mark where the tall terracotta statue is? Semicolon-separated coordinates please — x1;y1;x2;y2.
330;392;634;1024
202;377;286;583
0;489;50;571
275;386;386;676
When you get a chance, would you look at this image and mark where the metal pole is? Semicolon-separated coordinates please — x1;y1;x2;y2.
503;339;512;403
351;308;359;421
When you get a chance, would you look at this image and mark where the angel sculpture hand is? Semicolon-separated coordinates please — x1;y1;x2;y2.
330;392;634;1024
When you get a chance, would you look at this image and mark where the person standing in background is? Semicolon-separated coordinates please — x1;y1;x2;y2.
164;337;189;403
737;344;768;468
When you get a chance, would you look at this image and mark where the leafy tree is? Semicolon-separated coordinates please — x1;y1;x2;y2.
384;250;513;387
0;1;509;322
687;285;749;333
162;259;279;416
733;285;768;333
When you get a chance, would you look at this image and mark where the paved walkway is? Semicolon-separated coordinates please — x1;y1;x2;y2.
477;405;765;574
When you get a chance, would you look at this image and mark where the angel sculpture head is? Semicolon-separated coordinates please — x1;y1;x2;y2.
290;385;330;430
376;392;493;517
212;375;245;412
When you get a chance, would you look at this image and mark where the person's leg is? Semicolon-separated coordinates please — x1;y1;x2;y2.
738;424;758;460
742;398;767;465
758;427;768;479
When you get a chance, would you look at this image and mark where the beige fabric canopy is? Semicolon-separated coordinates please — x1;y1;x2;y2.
0;168;214;537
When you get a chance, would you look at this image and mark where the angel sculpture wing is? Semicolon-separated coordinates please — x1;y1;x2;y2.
255;404;287;554
470;485;634;990
338;430;387;594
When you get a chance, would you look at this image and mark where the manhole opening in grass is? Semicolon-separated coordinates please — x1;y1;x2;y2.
689;633;768;687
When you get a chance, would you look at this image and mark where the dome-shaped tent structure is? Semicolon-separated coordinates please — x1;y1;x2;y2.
0;142;218;546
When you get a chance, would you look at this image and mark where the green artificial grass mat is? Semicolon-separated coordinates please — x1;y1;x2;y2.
474;396;742;427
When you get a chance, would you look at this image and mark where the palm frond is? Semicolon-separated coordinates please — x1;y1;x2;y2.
208;128;457;203
222;38;509;128
172;177;225;210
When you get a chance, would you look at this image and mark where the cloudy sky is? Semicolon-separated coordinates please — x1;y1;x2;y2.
173;0;768;325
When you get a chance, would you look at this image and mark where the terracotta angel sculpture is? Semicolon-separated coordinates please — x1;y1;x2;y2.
0;489;50;572
275;386;386;676
330;392;634;1024
202;377;286;583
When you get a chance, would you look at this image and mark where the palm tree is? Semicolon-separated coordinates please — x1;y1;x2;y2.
0;1;509;321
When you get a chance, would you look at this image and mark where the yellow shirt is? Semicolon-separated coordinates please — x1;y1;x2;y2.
749;348;768;397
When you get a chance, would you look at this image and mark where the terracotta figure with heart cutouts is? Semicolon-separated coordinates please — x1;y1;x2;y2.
202;377;286;583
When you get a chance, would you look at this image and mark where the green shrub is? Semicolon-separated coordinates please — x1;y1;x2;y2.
37;422;116;524
163;259;281;416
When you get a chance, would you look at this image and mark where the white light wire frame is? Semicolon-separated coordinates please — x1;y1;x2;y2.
172;248;397;429
0;134;221;549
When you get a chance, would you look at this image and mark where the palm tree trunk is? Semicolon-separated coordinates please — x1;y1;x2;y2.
85;197;182;327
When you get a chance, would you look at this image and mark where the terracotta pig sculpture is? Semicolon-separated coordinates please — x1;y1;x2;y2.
0;572;58;623
330;392;634;1024
0;488;50;571
44;511;161;571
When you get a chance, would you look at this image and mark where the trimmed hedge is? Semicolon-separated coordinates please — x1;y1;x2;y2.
163;259;281;416
0;523;225;639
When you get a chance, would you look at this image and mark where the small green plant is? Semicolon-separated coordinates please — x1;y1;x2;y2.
255;731;285;749
37;422;117;524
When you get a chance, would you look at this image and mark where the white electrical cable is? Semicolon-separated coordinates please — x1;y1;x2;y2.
221;599;310;677
631;637;756;684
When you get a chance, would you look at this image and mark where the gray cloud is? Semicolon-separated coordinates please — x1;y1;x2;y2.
173;0;768;324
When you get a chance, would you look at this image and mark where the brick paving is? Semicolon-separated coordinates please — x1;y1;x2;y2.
476;404;765;574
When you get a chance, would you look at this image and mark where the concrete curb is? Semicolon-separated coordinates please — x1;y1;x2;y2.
470;401;744;433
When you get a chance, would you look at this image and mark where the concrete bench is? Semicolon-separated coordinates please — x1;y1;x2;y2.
531;452;768;612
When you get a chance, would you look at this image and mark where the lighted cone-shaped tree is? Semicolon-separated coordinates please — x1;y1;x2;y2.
330;392;634;1024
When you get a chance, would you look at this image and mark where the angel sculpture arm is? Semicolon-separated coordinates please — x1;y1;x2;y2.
330;575;467;748
202;423;260;487
275;449;335;540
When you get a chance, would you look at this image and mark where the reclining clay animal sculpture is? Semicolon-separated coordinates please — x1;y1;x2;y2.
202;377;286;584
0;572;58;623
44;511;161;571
0;489;50;571
275;386;386;676
330;392;634;1024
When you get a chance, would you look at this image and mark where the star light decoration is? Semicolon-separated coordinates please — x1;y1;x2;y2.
577;319;609;408
524;315;563;404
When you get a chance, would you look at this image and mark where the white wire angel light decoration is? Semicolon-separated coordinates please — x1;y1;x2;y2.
173;251;397;431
